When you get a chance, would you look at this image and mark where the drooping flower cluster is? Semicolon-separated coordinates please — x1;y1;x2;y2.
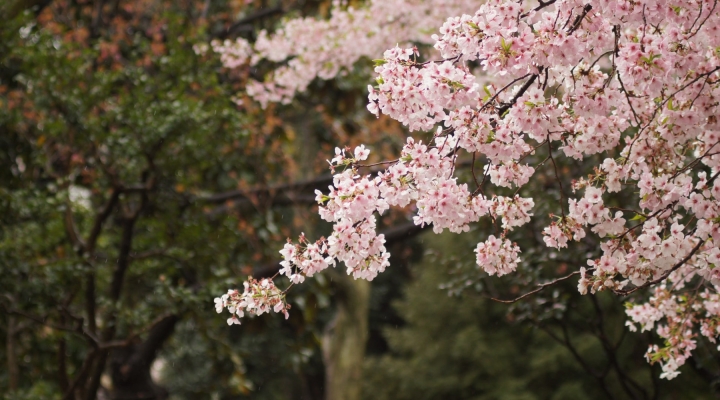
216;0;720;379
211;0;484;106
215;277;290;325
626;277;720;380
475;235;521;277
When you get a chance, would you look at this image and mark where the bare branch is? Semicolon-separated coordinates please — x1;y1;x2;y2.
86;188;120;254
488;268;591;304
3;307;100;347
203;174;334;204
217;6;284;39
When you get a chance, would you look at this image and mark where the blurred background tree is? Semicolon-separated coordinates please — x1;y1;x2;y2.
0;0;334;398
1;0;720;400
0;0;413;398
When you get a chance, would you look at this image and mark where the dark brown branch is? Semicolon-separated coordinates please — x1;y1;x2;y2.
84;352;108;400
85;269;97;335
107;314;179;399
57;324;70;393
471;152;481;189
91;0;105;36
540;323;606;380
487;269;588;304
6;315;20;391
383;221;430;246
86;188;120;253
217;6;284;39
88;176;152;398
126;314;179;373
686;0;717;39
109;216;138;304
497;74;539;116
83;195;144;398
480;73;532;113
547;138;567;219
71;188;122;339
568;4;592;34
62;349;97;400
590;296;649;400
4;307;100;347
203;174;334;204
207;194;319;217
108;180;151;307
520;0;557;17
57;293;76;394
538;302;616;399
616;73;642;126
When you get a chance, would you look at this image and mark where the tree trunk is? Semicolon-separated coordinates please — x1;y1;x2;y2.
6;315;19;391
322;272;370;400
108;315;179;400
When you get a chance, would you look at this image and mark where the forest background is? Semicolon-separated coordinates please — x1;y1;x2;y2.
0;0;718;399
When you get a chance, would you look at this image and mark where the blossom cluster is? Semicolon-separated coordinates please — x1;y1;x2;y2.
216;0;720;379
211;0;483;106
215;278;289;325
626;277;720;380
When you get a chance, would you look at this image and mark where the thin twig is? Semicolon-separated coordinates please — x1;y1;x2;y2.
488;268;591;304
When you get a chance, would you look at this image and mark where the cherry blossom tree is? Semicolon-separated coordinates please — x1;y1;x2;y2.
215;0;720;380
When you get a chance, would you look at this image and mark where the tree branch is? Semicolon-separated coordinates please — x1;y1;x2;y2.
87;188;120;253
487;268;590;304
217;6;284;39
496;74;539;116
62;349;97;400
109;216;139;303
3;307;100;347
203;174;334;204
126;314;179;374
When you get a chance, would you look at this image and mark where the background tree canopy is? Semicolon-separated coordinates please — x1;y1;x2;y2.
1;0;720;400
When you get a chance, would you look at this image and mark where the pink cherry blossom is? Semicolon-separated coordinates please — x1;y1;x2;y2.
215;0;720;379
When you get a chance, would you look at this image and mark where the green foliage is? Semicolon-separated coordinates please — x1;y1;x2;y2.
3;381;61;400
0;9;325;398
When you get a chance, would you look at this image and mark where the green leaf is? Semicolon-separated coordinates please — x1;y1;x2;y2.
629;213;646;222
